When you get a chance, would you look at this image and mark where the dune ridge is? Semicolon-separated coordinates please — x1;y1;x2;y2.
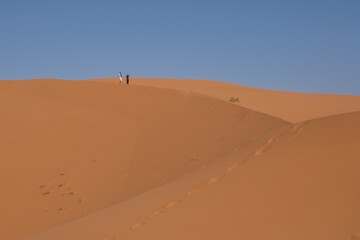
87;77;360;123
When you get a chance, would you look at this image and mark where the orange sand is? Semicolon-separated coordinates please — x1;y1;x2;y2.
0;78;359;240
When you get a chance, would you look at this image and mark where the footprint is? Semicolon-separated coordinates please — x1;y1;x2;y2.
254;137;275;156
207;174;225;185
187;187;205;196
149;211;162;218
254;149;263;156
290;122;305;136
166;200;180;209
131;222;145;230
42;191;51;195
226;162;241;172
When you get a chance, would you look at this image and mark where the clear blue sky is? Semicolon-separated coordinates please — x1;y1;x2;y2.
0;0;359;95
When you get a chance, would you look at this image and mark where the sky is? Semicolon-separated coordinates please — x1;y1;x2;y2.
0;0;359;95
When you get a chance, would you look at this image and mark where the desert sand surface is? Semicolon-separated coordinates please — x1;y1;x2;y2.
0;78;359;240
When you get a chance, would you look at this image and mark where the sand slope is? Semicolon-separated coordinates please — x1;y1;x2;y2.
0;79;288;239
24;111;360;240
0;78;359;240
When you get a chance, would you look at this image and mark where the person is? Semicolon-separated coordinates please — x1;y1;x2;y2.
126;74;130;84
118;72;123;84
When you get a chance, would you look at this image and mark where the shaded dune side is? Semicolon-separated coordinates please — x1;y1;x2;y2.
24;111;360;240
0;79;289;239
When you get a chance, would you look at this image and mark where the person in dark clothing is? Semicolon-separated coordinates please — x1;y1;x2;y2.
126;74;130;84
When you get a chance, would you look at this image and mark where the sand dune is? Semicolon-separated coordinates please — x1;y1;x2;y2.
88;78;360;123
0;78;359;240
0;79;287;239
